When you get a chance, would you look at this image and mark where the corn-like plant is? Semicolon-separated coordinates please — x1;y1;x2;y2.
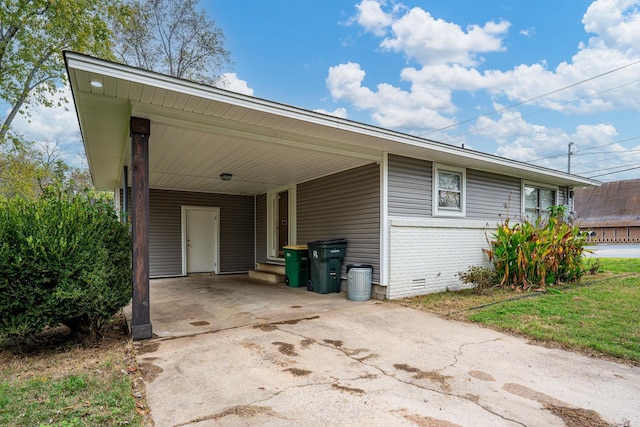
484;206;588;291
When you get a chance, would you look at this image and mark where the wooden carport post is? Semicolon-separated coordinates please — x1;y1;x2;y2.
130;117;152;340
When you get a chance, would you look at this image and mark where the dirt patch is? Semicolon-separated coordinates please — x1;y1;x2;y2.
175;405;281;426
136;342;160;355
354;353;378;362
545;404;612;427
394;363;451;391
277;316;320;325
139;361;164;382
323;339;343;347
332;383;365;395
283;368;312;377
189;321;210;326
345;347;368;355
468;370;496;382
402;414;462;427
300;338;315;348
502;382;565;406
462;393;480;403
272;341;298;357
503;383;614;427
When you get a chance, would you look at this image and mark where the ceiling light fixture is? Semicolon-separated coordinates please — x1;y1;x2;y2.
220;173;232;181
90;80;103;88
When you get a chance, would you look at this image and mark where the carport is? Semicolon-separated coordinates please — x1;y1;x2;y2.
65;52;387;340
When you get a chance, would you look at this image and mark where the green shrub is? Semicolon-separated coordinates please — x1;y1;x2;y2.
484;205;588;291
0;188;131;344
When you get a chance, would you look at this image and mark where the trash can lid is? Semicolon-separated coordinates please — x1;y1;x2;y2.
347;263;373;272
283;244;308;250
308;238;347;246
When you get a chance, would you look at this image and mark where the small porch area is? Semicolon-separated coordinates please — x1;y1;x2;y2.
124;274;366;339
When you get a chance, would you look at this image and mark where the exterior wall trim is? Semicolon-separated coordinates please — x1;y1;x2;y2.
381;152;389;287
390;217;490;229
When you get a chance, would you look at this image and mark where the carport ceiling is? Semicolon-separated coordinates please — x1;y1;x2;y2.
67;55;382;195
65;52;600;194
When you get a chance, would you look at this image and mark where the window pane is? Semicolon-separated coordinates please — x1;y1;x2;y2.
540;189;555;211
524;186;538;209
439;171;460;191
439;190;460;209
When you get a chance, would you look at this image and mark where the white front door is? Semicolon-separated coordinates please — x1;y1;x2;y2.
182;206;219;274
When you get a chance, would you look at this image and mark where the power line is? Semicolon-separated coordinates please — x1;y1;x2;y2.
527;136;640;163
439;78;640;142
577;161;640;176
420;59;640;137
588;165;640;179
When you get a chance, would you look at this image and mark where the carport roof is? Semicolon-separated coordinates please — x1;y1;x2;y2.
64;52;600;194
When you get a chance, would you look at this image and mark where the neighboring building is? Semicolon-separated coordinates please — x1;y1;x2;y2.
65;52;598;338
574;179;640;243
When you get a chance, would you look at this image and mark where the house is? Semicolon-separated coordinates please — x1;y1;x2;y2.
64;52;599;339
574;179;640;243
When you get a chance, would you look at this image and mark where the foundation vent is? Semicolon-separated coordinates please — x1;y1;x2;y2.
412;279;426;291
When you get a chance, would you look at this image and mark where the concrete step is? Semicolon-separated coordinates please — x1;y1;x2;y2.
248;269;285;284
255;263;285;275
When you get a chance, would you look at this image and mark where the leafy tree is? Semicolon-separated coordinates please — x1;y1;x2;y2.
0;0;123;142
112;0;231;85
0;139;40;199
0;136;92;199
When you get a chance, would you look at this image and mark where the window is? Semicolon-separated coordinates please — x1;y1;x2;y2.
523;183;557;219
433;164;466;217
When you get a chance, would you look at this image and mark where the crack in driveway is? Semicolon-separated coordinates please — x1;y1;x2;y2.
274;325;528;427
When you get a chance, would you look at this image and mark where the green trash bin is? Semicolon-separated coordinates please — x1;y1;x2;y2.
283;245;309;287
306;239;347;294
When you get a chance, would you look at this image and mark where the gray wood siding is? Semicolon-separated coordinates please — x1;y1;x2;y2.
297;163;380;283
388;154;521;221
388;154;432;217
255;193;267;264
466;169;521;221
147;189;254;277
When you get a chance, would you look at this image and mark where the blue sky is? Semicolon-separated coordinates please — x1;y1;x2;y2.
8;0;640;181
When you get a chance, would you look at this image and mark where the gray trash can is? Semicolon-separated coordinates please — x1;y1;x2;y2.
347;264;373;301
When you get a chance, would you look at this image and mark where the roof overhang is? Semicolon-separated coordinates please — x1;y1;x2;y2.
65;52;601;194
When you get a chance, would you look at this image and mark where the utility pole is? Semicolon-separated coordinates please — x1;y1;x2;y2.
568;141;576;173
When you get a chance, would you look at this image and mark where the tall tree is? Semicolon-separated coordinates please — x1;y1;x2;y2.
112;0;231;85
0;136;92;198
0;0;122;142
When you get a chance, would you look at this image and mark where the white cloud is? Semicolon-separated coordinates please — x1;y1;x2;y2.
326;62;456;131
314;107;349;118
329;0;640;140
217;73;254;96
380;7;510;66
354;0;394;36
519;27;535;37
583;0;640;50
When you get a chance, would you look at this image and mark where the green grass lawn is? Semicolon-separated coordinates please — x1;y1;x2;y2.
0;319;146;427
401;258;640;364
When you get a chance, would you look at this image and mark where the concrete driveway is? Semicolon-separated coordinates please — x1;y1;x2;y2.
131;275;639;426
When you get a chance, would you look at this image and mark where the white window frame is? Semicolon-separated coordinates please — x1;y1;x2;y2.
433;163;466;217
521;181;559;219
